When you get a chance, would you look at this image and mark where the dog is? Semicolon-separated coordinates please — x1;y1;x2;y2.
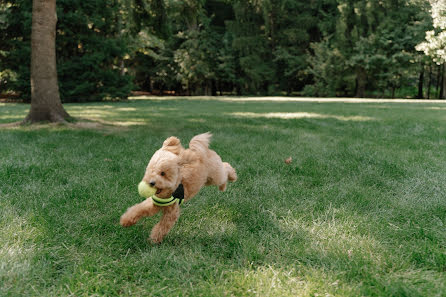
120;132;237;243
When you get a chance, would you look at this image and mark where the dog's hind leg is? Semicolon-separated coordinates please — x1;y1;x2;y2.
120;198;161;227
218;163;237;191
150;203;180;244
224;162;237;182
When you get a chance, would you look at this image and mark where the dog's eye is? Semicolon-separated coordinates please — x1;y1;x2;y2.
160;171;166;176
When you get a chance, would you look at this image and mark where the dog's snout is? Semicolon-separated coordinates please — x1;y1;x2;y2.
149;181;156;187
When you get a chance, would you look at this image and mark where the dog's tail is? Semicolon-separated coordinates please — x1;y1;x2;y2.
189;132;212;155
224;162;237;182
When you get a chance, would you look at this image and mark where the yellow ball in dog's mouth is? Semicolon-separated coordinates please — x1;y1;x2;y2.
138;181;156;198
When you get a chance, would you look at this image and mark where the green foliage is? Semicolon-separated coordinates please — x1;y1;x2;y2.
55;0;132;101
174;16;218;94
304;39;353;97
306;0;430;98
0;0;443;98
227;1;274;94
0;0;133;102
416;0;446;64
0;1;31;98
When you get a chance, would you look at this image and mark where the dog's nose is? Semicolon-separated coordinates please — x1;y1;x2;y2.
149;181;156;187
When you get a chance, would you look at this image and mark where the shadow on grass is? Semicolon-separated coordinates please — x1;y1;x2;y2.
1;98;446;295
2;151;444;296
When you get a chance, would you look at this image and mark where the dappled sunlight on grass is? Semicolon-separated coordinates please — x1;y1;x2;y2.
0;215;39;260
115;107;138;111
0;107;28;124
192;259;363;296
279;208;388;269
180;205;237;238
129;95;446;104
67;108;121;118
0;122;70;130
64;105;179;128
220;265;337;296
81;118;147;127
229;112;375;121
1;97;446;296
424;106;446;110
65;106;160;128
0;206;43;295
227;266;309;296
219;96;446;103
187;118;206;123
0;120;145;131
67;104;115;109
0;115;26;120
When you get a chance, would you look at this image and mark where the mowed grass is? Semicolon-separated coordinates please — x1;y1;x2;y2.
1;97;446;296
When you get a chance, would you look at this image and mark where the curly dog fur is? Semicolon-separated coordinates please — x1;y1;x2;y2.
120;132;237;243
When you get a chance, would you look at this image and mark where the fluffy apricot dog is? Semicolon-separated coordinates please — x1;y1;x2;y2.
120;132;237;243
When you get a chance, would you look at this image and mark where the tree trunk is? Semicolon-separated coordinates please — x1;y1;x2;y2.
236;84;241;96
427;64;432;99
442;64;446;99
355;67;366;98
417;63;424;99
436;64;441;98
440;64;445;99
217;81;222;96
24;0;70;123
211;80;216;96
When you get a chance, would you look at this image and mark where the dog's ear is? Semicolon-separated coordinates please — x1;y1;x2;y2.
162;136;182;155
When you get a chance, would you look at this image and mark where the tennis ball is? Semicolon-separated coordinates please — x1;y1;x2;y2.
138;181;156;198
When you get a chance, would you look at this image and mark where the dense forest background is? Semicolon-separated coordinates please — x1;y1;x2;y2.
0;0;445;101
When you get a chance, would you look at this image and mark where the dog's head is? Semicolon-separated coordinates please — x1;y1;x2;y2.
141;136;184;198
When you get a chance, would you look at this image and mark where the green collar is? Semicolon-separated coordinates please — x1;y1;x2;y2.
152;195;183;207
151;184;184;207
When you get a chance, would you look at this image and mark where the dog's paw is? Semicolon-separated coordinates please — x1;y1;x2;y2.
149;236;163;244
149;230;164;244
120;213;137;227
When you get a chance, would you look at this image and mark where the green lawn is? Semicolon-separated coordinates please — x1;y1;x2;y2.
1;97;446;296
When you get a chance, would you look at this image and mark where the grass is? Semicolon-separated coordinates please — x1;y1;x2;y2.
1;97;446;296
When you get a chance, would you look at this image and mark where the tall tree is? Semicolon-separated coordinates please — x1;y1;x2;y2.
307;0;428;98
24;0;70;123
416;0;446;98
1;0;440;99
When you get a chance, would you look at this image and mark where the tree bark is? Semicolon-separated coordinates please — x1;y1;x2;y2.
442;64;446;99
417;63;424;99
427;64;432;99
211;80;217;96
355;67;366;98
24;0;70;123
440;64;445;99
436;64;441;98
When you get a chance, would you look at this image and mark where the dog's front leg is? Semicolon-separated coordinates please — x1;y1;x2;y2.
120;198;160;227
150;203;180;243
